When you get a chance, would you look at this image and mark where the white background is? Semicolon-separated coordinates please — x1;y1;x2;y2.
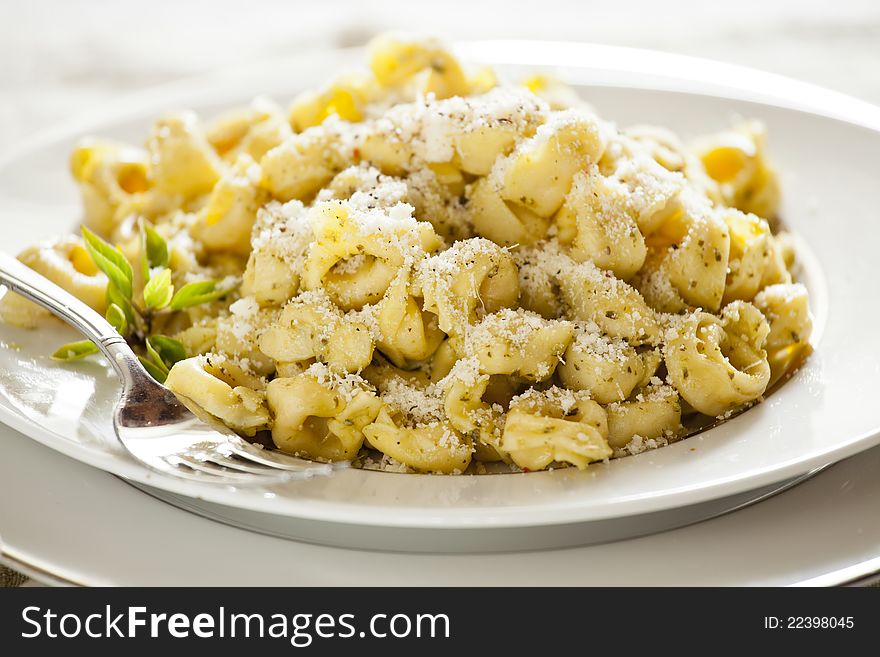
1;0;879;150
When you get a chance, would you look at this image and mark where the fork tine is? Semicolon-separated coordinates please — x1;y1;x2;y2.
222;437;338;474
199;451;291;475
167;454;292;484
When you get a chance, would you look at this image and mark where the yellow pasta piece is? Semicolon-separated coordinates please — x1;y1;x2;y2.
464;308;573;382
368;34;469;99
148;112;223;198
69;139;152;236
0;237;108;328
557;255;660;345
467;176;549;247
417;238;520;338
373;271;445;369
555;168;647;279
192;154;266;255
363;408;472;474
499;110;606;218
605;384;682;450
267;369;381;461
165;355;270;436
558;326;660;404
501;388;611;470
666;301;771;416
259;291;374;373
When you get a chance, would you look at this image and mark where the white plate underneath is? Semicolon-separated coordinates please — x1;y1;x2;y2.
1;421;878;586
2;41;880;544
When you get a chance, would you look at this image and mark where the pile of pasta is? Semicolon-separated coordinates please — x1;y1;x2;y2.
0;36;812;474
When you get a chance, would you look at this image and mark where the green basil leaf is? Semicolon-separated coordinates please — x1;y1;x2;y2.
138;219;150;284
81;226;133;299
144;223;169;269
138;355;168;383
52;340;99;361
168;279;235;311
139;218;169;275
105;303;128;334
143;339;170;376
146;335;187;368
106;283;135;326
142;268;174;310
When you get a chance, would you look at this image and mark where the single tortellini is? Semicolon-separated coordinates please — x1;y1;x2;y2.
621;125;688;173
501;388;612;470
241;200;312;306
174;319;218;357
753;283;812;385
417;238;520;338
165;355;270;436
466;176;549;247
266;368;381;461
301;201;442;311
759;232;794;290
442;362;515;463
511;245;566;319
454;125;518;177
448;87;546;175
358;128;415;177
605;152;684;238
0;237;108;328
288;73;374;131
556;255;659;345
558;325;661;404
259;290;374;373
69;139;153;236
666;301;771;416
721;209;778;304
213;297;277;375
260;125;348;202
206;97;292;163
605;384;682;450
464;308;573;381
368;34;469;99
363;408;472;474
753;283;812;352
692;120;780;219
403;167;471;242
646;199;731;312
373;271;445;369
498;109;606;218
555;168;647;279
631;252;688;314
441;358;491;433
192;154;266;255
148;112;223;198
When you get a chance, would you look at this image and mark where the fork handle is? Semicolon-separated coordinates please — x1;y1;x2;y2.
0;251;151;388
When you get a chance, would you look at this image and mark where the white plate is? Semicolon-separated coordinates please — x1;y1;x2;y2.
2;41;880;544
1;421;878;586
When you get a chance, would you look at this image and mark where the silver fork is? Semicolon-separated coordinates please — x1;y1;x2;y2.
0;252;336;485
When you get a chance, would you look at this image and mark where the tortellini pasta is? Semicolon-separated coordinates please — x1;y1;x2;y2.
7;35;812;474
605;384;682;451
0;237;108;328
266;366;382;461
665;301;772;416
500;388;612;470
164;355;269;436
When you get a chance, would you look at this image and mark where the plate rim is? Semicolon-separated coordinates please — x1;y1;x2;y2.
3;423;880;587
